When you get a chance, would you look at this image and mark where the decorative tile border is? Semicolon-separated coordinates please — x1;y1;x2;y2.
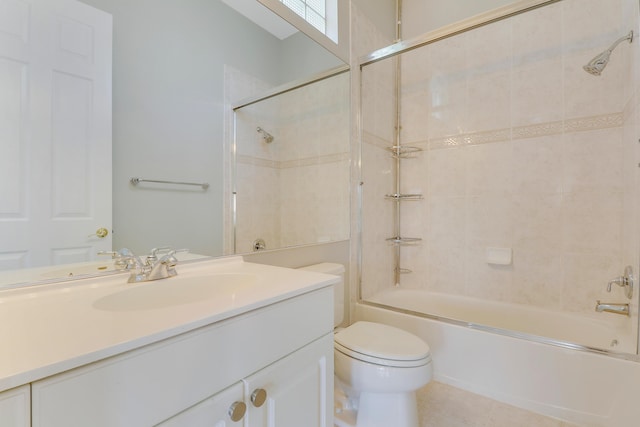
363;112;625;151
279;152;349;169
426;112;624;150
430;128;512;149
236;155;278;169
564;113;624;133
236;152;349;169
511;120;563;140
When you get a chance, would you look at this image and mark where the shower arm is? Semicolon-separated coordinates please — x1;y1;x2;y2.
603;31;634;55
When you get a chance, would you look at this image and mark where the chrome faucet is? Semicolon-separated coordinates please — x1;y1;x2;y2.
595;301;630;316
128;247;185;283
142;249;179;282
101;247;184;283
98;248;143;272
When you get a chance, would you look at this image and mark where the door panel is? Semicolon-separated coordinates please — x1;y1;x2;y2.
0;0;112;269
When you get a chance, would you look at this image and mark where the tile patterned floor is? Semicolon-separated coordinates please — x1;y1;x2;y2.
417;382;579;427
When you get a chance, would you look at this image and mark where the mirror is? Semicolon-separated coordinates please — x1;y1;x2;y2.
232;70;350;254
0;0;349;287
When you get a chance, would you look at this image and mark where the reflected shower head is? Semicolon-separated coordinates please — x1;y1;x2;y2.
256;127;274;143
583;30;633;76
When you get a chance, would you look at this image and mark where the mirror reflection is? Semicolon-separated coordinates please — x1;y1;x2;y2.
0;0;348;287
232;70;350;254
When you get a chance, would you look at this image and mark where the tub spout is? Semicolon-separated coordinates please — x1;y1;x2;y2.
595;301;630;316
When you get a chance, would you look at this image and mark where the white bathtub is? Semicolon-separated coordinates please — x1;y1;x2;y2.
366;288;636;354
356;289;640;426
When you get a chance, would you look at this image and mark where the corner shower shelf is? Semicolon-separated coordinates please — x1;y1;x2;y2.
385;193;423;201
385;139;423;282
385;237;422;245
385;145;423;159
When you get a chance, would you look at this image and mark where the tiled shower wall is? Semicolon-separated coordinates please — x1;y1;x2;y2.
361;0;640;327
233;73;350;254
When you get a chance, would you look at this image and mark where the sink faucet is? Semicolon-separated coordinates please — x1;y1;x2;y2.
128;247;185;283
595;301;630;316
98;248;144;272
101;247;184;283
143;249;179;282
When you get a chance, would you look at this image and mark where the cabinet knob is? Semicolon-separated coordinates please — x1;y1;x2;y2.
251;388;268;407
228;401;247;422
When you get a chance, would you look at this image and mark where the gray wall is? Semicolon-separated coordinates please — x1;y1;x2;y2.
279;32;344;83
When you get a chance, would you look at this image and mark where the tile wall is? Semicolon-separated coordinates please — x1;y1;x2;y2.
361;0;640;332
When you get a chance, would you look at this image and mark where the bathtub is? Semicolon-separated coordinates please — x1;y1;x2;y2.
356;288;640;426
365;289;636;354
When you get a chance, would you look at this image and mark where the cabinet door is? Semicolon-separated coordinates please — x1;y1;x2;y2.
158;382;245;427
0;385;30;427
244;334;333;427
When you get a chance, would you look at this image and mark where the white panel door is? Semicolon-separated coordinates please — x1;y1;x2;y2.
0;0;112;269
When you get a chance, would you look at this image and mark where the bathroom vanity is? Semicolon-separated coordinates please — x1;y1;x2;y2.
0;257;337;426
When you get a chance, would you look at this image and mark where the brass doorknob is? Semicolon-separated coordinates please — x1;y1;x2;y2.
89;228;109;238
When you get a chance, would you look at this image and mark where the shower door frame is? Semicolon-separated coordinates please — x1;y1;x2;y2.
356;0;640;361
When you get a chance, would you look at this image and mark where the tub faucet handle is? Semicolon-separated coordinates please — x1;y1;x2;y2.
607;266;634;299
607;278;623;292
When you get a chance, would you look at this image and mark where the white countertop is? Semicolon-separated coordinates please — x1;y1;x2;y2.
0;257;337;392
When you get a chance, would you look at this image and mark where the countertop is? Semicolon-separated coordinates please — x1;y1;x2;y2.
0;257;337;392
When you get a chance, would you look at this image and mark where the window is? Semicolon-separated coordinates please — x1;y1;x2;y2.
280;0;325;33
279;0;338;42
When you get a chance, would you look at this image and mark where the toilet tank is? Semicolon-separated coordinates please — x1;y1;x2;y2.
299;263;345;327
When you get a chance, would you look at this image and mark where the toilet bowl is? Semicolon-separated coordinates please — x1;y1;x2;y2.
298;264;432;427
334;321;432;427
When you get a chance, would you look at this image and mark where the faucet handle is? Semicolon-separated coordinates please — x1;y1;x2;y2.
159;248;188;266
98;248;141;271
607;277;624;292
150;246;172;256
146;246;173;265
607;266;634;299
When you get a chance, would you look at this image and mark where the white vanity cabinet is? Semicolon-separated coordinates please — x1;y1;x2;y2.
159;334;333;426
30;287;333;427
158;382;246;426
243;334;332;427
0;385;30;426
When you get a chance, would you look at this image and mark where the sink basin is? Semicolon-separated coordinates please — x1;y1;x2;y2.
93;273;258;311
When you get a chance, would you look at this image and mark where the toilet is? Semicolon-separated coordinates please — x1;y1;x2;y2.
299;263;432;427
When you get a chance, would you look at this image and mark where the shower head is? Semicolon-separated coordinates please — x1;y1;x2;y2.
583;30;633;76
256;127;274;143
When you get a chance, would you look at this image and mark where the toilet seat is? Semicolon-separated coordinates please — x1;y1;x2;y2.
334;321;431;368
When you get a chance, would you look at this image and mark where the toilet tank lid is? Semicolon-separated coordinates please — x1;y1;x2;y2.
298;263;345;275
